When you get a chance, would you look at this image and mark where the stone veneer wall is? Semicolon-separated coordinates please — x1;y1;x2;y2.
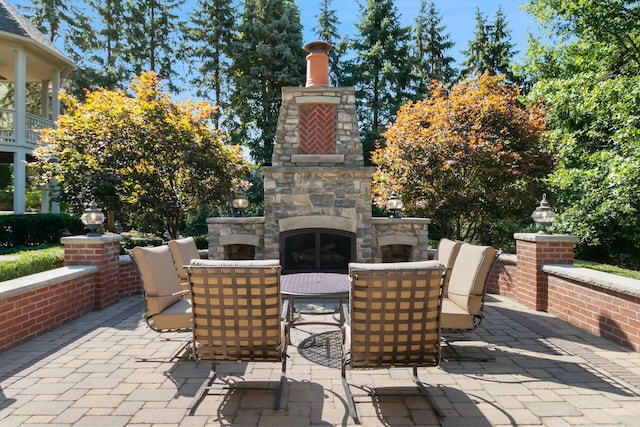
370;218;431;262
262;86;376;262
206;217;265;260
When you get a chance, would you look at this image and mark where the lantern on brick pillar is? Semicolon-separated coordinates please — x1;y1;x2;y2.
531;194;556;234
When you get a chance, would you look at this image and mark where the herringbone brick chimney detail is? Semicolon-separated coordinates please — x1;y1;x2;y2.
299;104;336;154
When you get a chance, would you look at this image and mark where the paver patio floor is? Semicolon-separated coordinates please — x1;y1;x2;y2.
1;294;640;426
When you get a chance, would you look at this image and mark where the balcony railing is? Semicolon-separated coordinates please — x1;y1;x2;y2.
0;108;54;148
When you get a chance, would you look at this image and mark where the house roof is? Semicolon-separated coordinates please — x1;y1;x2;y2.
0;0;75;80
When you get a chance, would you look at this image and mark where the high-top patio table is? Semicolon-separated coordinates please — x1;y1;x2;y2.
280;272;350;328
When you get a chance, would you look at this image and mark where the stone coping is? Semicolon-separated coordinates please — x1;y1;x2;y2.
514;232;578;243
498;253;517;265
0;265;96;299
290;154;344;163
370;217;432;225
543;264;640;298
206;217;265;225
263;165;375;172
61;234;123;244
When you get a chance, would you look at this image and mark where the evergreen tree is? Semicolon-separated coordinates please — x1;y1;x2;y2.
347;0;412;164
182;0;237;129
413;0;456;94
460;8;490;78
229;0;305;165
460;7;516;80
487;7;517;81
125;0;185;91
313;0;343;86
62;0;127;99
18;0;77;42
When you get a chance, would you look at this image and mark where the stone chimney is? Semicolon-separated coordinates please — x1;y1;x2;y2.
304;40;331;88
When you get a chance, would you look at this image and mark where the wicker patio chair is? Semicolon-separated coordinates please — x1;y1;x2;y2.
131;245;192;362
186;260;289;415
440;243;499;361
342;261;447;423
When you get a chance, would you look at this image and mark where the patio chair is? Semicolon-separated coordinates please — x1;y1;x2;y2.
131;245;192;362
434;238;463;297
186;260;289;415
440;243;498;361
168;237;202;292
342;261;447;422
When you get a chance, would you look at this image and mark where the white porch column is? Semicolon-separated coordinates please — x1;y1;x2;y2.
14;49;26;144
13;49;27;214
13;150;26;214
51;70;60;121
51;70;61;213
41;80;50;119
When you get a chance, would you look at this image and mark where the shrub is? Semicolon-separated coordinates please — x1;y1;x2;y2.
0;213;84;248
0;246;64;282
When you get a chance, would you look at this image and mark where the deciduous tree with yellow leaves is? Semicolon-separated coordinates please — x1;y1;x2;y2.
372;73;553;244
32;71;248;238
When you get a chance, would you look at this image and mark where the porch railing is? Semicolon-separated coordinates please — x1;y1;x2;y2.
0;108;54;147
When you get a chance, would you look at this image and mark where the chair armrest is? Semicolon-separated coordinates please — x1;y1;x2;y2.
281;299;290;323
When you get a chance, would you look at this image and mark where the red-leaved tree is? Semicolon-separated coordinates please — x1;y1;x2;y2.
372;73;553;244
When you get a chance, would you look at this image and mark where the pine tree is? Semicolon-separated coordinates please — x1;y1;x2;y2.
347;0;412;164
460;7;516;80
229;0;305;165
487;7;517;81
124;0;185;91
413;0;456;94
313;0;343;86
182;0;237;129
18;0;77;42
61;0;128;99
460;8;490;78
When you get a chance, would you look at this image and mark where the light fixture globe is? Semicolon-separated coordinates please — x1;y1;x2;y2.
531;194;556;234
231;190;250;217
80;200;105;236
385;191;404;218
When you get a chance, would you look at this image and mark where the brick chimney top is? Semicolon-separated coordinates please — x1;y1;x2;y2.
303;40;332;88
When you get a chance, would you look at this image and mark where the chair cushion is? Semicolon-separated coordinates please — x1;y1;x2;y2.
349;260;443;272
446;244;496;316
150;298;192;330
440;298;476;330
131;245;183;316
436;238;462;269
437;238;463;297
168;237;201;280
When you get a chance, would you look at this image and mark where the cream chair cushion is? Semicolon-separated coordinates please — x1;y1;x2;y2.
441;243;496;330
436;238;463;296
168;237;201;281
132;245;187;318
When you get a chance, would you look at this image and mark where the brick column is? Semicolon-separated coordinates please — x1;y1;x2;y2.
514;233;577;311
62;234;123;310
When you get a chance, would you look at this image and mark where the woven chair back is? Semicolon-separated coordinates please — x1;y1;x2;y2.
348;262;444;369
187;260;284;362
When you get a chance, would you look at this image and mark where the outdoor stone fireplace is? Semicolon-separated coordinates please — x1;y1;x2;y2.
207;41;431;270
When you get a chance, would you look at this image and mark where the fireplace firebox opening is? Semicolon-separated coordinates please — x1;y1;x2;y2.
280;229;355;274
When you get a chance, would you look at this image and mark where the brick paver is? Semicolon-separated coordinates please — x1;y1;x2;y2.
1;294;640;426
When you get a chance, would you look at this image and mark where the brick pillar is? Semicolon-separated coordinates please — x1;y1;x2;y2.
514;233;577;311
62;234;123;310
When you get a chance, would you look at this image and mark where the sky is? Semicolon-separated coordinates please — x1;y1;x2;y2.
296;0;540;66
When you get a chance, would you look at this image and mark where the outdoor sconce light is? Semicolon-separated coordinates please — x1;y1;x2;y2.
232;190;250;217
385;191;404;218
80;200;105;236
531;193;556;234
